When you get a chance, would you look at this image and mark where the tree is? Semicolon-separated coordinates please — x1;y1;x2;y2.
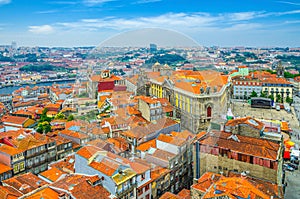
40;108;51;122
67;115;74;121
54;112;66;120
250;90;258;98
286;96;293;104
119;69;125;76
276;94;282;103
260;91;267;98
268;94;274;101
36;121;51;134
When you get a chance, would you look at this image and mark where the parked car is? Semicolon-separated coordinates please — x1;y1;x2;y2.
288;163;298;170
283;164;295;171
291;156;299;165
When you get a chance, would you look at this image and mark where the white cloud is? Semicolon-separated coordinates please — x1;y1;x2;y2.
33;9;300;38
227;12;264;21
134;0;161;4
277;1;300;6
28;25;55;34
0;0;11;5
55;12;265;34
83;0;115;6
36;10;59;14
222;23;262;31
50;1;78;5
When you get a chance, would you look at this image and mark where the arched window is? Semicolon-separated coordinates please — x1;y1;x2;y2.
207;106;212;118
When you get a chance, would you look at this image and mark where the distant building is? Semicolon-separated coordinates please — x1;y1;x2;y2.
276;61;284;77
233;80;262;99
88;70;123;99
150;43;157;52
232;70;293;101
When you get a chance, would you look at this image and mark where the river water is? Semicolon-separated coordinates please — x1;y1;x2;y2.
0;80;76;95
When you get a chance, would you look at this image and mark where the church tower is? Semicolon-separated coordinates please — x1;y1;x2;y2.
276;61;284;77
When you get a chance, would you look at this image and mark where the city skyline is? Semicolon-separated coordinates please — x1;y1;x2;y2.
0;0;300;47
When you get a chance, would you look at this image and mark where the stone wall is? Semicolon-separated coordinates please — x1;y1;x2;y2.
199;153;279;184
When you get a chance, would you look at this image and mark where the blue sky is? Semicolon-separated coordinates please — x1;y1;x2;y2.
0;0;299;47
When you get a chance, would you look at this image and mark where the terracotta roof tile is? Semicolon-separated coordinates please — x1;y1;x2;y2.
50;155;75;173
0;185;22;199
59;129;88;139
129;162;150;175
0;144;24;156
89;161;117;176
136;139;156;151
199;131;280;160
200;172;277;199
2;173;48;194
39;167;67;182
1;115;29;125
159;192;181;199
24;187;60;199
225;117;264;130
51;174;111;199
151;149;176;161
150;166;170;181
177;189;191;199
107;137;129;151
0;163;12;174
76;145;100;159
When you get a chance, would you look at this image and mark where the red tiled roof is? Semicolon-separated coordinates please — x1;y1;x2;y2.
39;167;67;182
50;155;75;173
76;145;100;159
2;173;48;194
59;129;88;139
0;144;24;156
225;117;264;130
177;189;191;199
159;192;181;199
0;185;22;199
89;161;117;176
51;174;111;199
1;115;29;125
0;163;12;174
199;131;280;160
136;139;156;151
24;187;60;199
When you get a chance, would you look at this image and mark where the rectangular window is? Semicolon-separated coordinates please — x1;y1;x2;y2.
141;173;145;181
20;162;25;171
13;164;19;173
145;184;150;191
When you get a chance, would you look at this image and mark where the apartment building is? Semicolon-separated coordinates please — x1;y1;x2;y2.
232;70;293;101
75;145;143;199
138;130;195;194
0;130;73;175
87;70;123;99
138;96;163;122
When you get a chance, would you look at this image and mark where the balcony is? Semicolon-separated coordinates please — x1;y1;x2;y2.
116;184;136;198
26;149;47;158
26;159;47;169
